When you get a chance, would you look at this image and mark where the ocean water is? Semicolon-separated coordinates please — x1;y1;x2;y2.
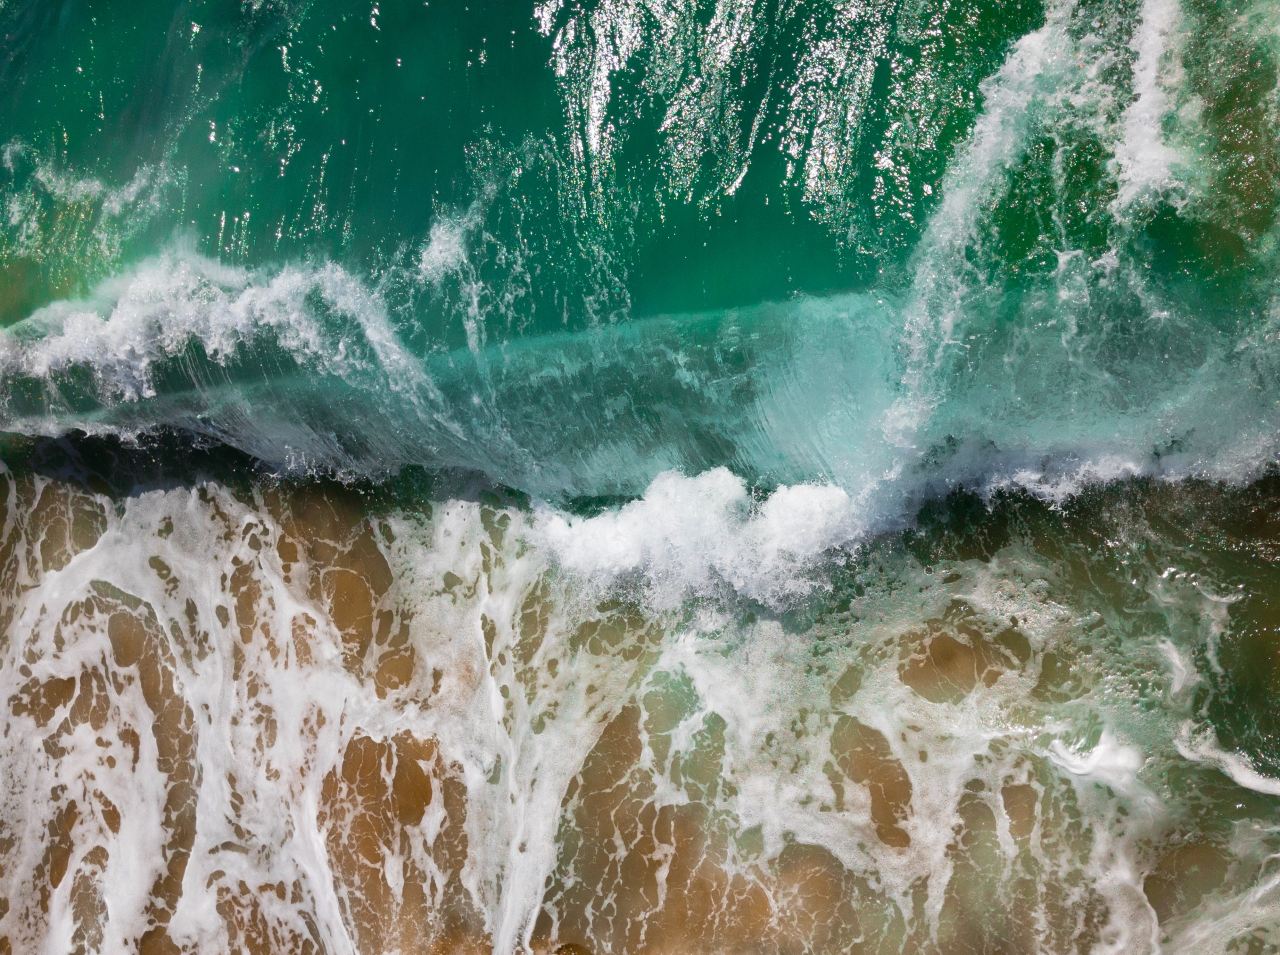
1;0;1279;951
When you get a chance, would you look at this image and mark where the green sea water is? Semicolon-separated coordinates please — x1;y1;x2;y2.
2;0;1277;498
2;0;1280;951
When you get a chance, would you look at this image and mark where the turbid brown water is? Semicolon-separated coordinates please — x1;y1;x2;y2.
3;441;1279;953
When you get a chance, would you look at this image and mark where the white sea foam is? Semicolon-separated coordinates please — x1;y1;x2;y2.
533;468;860;606
0;250;424;404
1112;0;1189;208
418;218;472;283
2;141;171;263
1175;723;1280;796
417;201;488;284
1157;638;1196;694
886;0;1079;448
7;450;1280;951
982;455;1148;505
1049;730;1148;794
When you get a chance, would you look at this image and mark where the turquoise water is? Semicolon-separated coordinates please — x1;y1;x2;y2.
3;0;1280;951
2;0;1277;502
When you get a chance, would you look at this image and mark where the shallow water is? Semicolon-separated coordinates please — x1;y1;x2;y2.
2;442;1280;952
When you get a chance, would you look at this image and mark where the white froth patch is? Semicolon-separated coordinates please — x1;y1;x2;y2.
418;210;478;283
887;0;1079;448
1112;0;1189;208
0;251;420;402
1175;723;1280;796
1157;638;1196;695
984;455;1147;504
1049;729;1147;794
533;467;859;606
